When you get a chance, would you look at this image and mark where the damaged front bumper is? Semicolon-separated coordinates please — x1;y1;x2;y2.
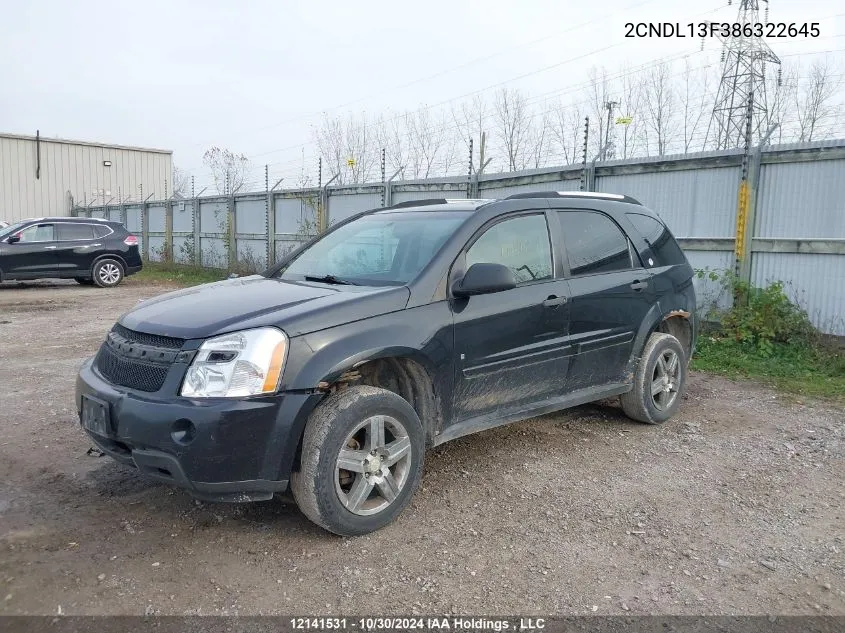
75;357;320;502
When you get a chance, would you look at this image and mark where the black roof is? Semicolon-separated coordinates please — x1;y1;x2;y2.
16;216;117;224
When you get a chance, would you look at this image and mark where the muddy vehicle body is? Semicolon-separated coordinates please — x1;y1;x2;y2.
77;192;696;535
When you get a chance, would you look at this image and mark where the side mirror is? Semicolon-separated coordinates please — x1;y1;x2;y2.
453;263;516;298
6;234;20;244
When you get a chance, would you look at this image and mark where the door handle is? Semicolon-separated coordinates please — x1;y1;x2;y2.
43;245;57;250
630;280;649;291
543;295;568;308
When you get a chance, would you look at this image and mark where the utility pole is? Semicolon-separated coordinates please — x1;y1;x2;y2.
603;101;619;161
705;0;781;149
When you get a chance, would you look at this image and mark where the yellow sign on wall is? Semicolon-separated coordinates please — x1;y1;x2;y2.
347;158;356;168
735;180;750;260
616;116;633;125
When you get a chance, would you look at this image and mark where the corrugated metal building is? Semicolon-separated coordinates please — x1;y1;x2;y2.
0;132;172;222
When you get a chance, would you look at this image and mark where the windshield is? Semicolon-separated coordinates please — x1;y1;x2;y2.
279;211;470;286
0;222;27;240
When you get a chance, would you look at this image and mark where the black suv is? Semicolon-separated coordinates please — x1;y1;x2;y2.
0;217;142;287
76;192;696;535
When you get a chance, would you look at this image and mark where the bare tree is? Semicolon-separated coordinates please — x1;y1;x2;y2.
493;87;532;171
452;95;489;173
527;108;552;169
586;67;613;159
550;101;584;165
404;108;454;179
314;114;346;184
679;59;713;153
202;147;251;194
795;58;843;142
642;62;679;156
343;112;377;183
314;112;378;184
172;165;191;198
765;62;798;145
374;113;409;178
617;68;645;159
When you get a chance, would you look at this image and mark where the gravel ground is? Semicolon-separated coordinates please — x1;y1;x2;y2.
0;278;843;616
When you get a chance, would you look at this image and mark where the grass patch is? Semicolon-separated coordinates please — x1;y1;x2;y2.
692;336;845;403
131;262;228;287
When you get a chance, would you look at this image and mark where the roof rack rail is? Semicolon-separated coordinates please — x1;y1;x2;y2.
505;191;642;206
388;199;449;209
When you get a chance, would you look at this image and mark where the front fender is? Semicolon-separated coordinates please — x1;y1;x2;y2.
280;302;454;393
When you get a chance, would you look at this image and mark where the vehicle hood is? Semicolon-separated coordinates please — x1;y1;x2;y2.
119;275;411;340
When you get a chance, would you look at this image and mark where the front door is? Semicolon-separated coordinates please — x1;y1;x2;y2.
450;212;572;422
555;209;656;389
2;223;58;277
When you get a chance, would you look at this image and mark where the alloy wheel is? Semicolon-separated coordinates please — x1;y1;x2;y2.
651;349;680;411
335;415;412;516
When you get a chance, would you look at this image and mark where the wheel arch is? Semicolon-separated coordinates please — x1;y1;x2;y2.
91;253;127;273
316;348;444;445
627;305;695;378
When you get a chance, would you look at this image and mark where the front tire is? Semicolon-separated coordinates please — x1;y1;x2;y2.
92;259;124;288
291;385;424;536
621;332;687;425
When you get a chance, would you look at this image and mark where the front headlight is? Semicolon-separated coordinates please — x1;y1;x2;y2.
180;327;288;398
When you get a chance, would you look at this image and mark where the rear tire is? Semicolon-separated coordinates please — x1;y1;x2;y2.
92;259;124;288
621;332;687;425
291;385;424;536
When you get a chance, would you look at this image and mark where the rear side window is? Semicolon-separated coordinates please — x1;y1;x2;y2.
626;213;687;266
94;224;114;238
58;223;95;240
558;211;632;276
466;214;552;284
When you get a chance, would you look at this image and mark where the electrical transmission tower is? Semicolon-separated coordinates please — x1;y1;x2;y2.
705;0;781;150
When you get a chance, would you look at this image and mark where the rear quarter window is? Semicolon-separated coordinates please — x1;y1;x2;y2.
94;224;115;238
626;213;687;266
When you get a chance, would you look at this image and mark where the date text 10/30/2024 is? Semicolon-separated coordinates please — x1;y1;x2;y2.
625;22;820;39
290;617;546;631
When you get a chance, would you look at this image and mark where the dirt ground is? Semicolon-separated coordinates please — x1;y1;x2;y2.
0;278;842;617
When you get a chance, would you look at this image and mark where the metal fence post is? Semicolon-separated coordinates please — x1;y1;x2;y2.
228;194;237;270
267;191;276;267
141;201;150;261
740;124;779;286
165;199;174;263
193;197;202;267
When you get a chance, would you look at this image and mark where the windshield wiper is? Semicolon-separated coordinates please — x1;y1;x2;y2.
303;274;359;286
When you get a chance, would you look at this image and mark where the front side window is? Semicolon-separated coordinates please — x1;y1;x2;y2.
280;211;469;286
18;224;55;243
58;223;95;241
466;214;553;284
558;211;632;276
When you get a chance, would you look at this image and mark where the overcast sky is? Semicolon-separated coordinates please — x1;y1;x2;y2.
2;0;843;188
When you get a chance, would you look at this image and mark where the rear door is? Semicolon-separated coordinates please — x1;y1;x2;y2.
450;211;572;422
553;208;656;389
2;223;58;277
55;222;99;275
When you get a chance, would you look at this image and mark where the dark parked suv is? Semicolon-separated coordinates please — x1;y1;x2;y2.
76;192;696;535
0;217;142;287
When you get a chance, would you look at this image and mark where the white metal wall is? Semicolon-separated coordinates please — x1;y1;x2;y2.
0;133;172;222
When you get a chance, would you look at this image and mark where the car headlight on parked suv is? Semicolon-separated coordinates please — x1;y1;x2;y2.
181;328;288;398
